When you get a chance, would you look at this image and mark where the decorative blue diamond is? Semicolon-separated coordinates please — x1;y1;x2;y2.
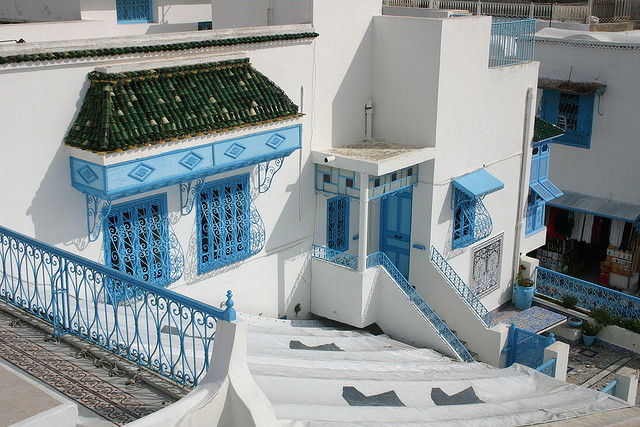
265;134;285;149
179;152;203;170
224;143;246;159
128;163;154;182
77;165;99;185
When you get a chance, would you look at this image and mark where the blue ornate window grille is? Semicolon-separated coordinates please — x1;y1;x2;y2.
327;196;349;252
116;0;153;23
105;194;182;297
452;188;493;249
470;235;502;298
198;174;253;274
539;89;594;148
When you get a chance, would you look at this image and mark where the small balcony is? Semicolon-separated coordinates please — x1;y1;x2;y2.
489;18;535;68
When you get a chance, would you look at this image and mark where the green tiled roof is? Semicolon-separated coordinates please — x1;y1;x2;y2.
0;32;318;64
65;58;301;153
533;117;565;143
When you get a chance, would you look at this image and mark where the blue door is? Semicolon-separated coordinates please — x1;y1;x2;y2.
380;188;412;279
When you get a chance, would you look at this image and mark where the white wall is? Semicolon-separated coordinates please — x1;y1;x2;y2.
535;39;640;205
0;29;317;320
0;0;81;22
211;0;311;29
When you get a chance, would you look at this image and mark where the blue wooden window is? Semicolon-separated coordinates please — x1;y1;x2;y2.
105;194;170;286
452;188;476;249
327;196;349;252
539;89;594;148
116;0;153;23
197;174;251;274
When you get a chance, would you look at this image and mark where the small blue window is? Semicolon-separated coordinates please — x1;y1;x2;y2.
327;196;349;252
116;0;153;23
539;89;594;148
197;174;251;274
105;194;170;286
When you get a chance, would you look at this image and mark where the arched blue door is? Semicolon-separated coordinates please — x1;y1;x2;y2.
380;188;413;279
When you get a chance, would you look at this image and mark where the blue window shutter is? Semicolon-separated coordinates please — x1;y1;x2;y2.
576;94;595;148
540;90;560;123
538;150;549;179
530;155;540;182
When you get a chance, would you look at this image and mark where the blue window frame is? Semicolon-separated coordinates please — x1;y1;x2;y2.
197;174;251;274
526;143;562;235
453;188;476;249
116;0;153;23
539;89;594;148
327;196;349;252
105;194;170;286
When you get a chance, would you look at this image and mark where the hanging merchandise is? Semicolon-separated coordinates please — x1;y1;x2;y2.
591;216;602;245
582;214;594;243
610;219;625;248
572;212;585;241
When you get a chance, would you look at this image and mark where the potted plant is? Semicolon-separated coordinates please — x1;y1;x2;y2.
513;265;535;310
582;322;601;346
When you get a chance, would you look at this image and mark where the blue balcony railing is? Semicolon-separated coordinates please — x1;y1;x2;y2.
0;225;235;388
431;246;492;327
489;18;535;68
367;251;474;362
537;267;640;320
535;358;556;377
602;379;618;396
312;245;357;270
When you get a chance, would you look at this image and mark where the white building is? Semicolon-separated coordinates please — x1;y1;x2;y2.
533;28;640;291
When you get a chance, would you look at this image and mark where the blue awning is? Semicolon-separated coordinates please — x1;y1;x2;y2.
452;169;504;198
530;178;563;202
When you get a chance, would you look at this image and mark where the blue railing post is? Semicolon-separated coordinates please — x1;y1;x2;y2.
507;323;516;366
223;290;236;322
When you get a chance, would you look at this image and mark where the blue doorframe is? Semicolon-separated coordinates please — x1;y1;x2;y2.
380;188;413;279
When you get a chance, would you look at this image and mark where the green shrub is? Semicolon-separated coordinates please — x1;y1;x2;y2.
590;307;615;326
561;295;578;309
582;322;602;336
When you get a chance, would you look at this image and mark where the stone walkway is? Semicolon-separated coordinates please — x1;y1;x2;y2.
0;302;187;426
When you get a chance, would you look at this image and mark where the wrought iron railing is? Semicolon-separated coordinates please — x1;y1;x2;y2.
535;357;556;377
489;18;535;68
312;245;357;270
367;251;474;362
507;323;555;368
0;225;235;388
537;267;640;320
602;378;618;395
430;246;492;327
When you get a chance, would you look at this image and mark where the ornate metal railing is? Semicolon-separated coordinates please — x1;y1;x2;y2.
489;18;535;68
312;245;357;270
430;246;492;327
0;225;235;388
367;251;474;362
507;323;555;368
602;379;618;395
535;357;556;377
537;267;640;320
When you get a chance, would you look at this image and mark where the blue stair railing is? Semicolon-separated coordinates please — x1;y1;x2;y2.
367;251;474;362
0;225;234;388
430;246;493;328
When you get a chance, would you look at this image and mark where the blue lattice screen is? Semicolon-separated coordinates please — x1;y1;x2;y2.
327;196;349;252
116;0;153;23
508;325;555;369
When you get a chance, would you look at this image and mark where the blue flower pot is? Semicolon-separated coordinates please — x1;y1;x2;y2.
583;334;596;346
513;284;535;310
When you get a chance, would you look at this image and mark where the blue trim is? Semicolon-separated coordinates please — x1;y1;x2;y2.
116;0;153;23
540;89;594;149
452;169;504;198
412;244;426;250
197;174;252;274
327;196;349;252
70;125;301;201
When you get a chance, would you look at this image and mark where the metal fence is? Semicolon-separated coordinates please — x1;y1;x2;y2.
507;323;555;368
602;378;618;395
535;357;556;377
431;246;493;327
367;251;475;362
0;225;235;388
312;244;358;270
489;18;535;68
537;267;640;320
